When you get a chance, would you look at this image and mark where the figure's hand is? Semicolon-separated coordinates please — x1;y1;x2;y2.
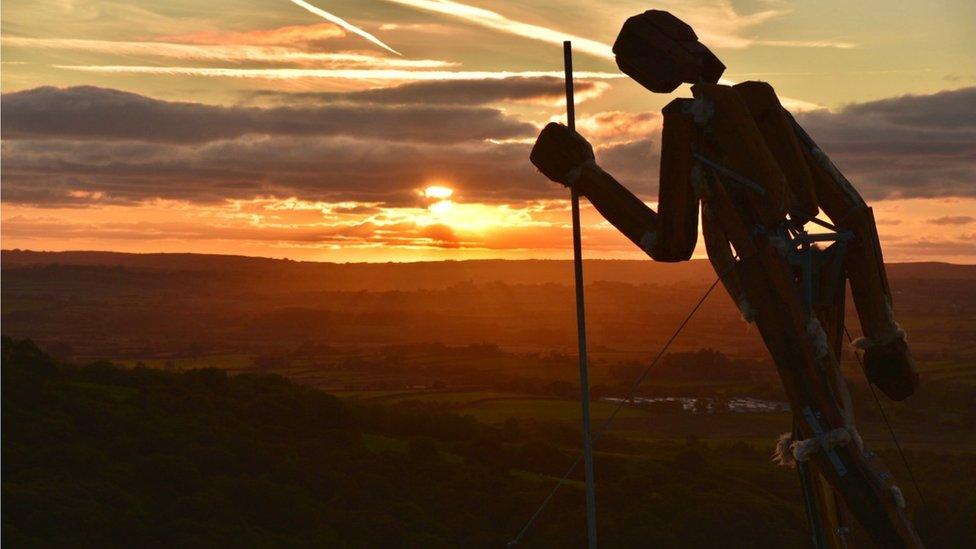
529;122;595;187
861;336;919;401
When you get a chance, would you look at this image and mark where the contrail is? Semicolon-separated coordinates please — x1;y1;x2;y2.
55;65;624;81
52;64;819;111
377;0;822;111
3;37;451;67
288;0;401;56
380;0;613;59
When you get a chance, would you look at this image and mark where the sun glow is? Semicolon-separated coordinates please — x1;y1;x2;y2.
423;185;454;199
423;185;456;215
428;199;454;214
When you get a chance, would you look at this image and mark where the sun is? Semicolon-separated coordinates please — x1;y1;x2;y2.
423;185;454;200
423;185;455;214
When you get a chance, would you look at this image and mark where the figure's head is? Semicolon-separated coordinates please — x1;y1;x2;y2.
613;10;725;93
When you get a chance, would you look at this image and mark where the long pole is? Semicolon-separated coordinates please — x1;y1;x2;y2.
564;40;598;549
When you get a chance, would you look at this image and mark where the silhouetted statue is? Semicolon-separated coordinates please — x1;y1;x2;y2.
531;10;921;548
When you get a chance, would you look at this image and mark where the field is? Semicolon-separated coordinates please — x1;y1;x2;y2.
104;342;976;453
3;253;975;545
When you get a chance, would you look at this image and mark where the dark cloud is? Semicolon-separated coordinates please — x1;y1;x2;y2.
840;87;976;129
0;215;459;247
3;85;972;208
0;135;555;206
884;238;976;257
596;138;661;198
587;87;975;203
1;208;495;251
1;86;533;144
796;86;976;200
928;216;975;225
249;77;607;106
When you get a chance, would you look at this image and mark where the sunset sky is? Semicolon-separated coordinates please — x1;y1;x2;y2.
2;0;974;263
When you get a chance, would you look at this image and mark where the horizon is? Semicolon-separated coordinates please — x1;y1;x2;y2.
6;248;976;267
2;0;975;263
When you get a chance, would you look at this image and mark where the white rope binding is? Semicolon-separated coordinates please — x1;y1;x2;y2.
564;158;597;187
891;485;907;509
806;316;831;360
852;325;906;350
772;428;853;467
851;296;906;350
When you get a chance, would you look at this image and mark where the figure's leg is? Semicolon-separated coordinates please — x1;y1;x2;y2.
812;249;861;548
788;115;918;401
699;168;923;548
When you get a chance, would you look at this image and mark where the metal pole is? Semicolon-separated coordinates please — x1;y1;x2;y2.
564;40;598;549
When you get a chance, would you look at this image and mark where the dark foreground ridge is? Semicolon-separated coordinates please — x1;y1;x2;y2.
3;338;974;546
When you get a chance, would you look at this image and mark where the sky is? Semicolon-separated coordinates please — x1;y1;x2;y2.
2;0;974;263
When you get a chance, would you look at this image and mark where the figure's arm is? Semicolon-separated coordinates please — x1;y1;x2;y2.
788;114;919;401
531;122;659;257
530;104;700;263
652;99;700;262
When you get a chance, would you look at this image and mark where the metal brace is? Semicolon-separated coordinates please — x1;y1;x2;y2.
802;406;848;476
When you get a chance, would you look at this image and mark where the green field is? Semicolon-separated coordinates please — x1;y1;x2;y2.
116;354;254;371
459;397;648;424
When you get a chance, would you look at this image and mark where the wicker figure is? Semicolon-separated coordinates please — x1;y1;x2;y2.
530;10;922;548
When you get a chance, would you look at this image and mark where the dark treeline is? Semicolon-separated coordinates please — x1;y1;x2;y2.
3;338;974;547
4;253;974;362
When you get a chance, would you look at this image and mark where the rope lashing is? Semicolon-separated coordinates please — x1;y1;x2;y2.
688;95;714;126
851;326;907;350
806;316;831;360
890;485;907;509
565;158;598;187
851;296;906;350
772;428;853;467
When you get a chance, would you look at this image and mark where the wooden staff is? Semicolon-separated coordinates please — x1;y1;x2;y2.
564;40;598;549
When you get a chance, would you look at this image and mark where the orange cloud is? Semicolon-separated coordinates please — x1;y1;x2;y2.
4;196;976;263
3;36;451;68
160;23;345;48
572;111;663;143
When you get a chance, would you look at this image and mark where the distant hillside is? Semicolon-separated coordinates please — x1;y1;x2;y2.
4;250;973;292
